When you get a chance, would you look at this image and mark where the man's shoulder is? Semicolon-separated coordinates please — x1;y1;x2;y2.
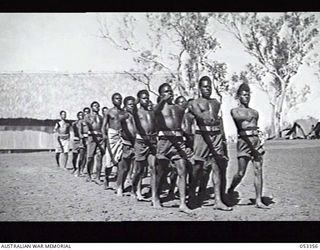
191;98;202;106
230;107;240;115
249;108;259;116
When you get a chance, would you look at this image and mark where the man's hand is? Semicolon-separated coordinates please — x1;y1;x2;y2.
161;93;173;102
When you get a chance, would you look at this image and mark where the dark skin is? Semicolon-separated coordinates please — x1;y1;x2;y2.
102;107;109;117
116;99;137;196
84;103;104;185
54;111;70;170
154;85;192;213
189;79;231;211
72;112;85;177
167;96;194;198
229;90;269;209
102;94;124;189
131;92;157;202
79;108;90;175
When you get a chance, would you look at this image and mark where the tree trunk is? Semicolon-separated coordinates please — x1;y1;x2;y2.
272;77;288;139
270;103;276;137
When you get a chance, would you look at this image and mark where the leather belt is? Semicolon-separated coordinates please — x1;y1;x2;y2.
238;130;259;137
136;133;157;140
158;130;183;137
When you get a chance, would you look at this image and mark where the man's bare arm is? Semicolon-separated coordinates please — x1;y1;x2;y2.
189;102;211;121
153;95;171;113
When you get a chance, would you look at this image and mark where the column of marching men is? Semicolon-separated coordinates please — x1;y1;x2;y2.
53;76;270;214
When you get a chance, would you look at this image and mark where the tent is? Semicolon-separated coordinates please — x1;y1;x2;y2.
282;117;318;139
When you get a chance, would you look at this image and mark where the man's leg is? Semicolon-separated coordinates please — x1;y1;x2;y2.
55;153;60;167
219;159;228;202
253;158;269;209
131;160;146;200
93;149;103;185
76;148;85;176
152;159;169;208
173;159;192;213
168;169;178;198
104;150;114;190
116;156;131;196
86;156;94;182
188;161;204;205
72;152;78;173
228;157;250;193
61;152;69;170
198;164;211;201
211;159;232;211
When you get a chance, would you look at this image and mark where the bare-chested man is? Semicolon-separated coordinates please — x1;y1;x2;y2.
188;76;231;211
166;96;195;198
102;93;124;189
115;96;137;196
54;110;71;170
71;111;86;177
227;83;269;209
84;101;105;185
131;90;157;201
154;83;192;213
80;107;91;175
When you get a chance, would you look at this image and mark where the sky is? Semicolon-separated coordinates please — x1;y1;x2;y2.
0;13;319;136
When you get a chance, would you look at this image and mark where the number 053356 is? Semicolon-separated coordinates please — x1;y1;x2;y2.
300;244;318;248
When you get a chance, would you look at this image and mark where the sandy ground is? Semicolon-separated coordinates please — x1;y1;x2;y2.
0;140;320;221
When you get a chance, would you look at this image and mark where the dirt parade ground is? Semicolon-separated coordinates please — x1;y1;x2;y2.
0;140;320;221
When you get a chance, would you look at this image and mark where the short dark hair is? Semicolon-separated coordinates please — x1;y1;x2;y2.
112;92;122;100
102;106;108;111
90;101;99;108
187;98;194;103
236;83;250;97
174;95;185;104
83;107;90;112
60;110;66;115
124;96;136;106
158;83;171;94
199;76;212;87
137;89;149;99
77;111;83;117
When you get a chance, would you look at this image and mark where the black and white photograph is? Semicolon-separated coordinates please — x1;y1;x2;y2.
0;12;320;225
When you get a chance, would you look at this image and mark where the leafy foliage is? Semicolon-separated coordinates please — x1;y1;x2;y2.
216;12;319;136
98;13;231;100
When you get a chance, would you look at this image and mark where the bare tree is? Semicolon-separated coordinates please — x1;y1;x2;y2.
216;12;319;137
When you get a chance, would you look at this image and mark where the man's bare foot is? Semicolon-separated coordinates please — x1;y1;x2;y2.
116;188;123;197
151;200;162;208
86;176;92;182
255;202;270;209
136;194;149;202
213;202;233;211
104;180;112;190
93;179;103;185
179;205;193;214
